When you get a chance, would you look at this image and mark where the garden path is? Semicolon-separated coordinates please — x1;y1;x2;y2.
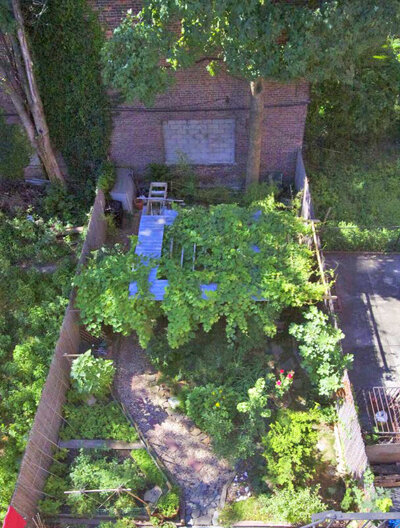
114;335;233;526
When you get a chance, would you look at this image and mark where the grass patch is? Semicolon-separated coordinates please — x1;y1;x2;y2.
307;145;400;251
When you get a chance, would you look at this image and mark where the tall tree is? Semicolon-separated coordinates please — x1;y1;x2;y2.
102;0;399;186
0;0;65;185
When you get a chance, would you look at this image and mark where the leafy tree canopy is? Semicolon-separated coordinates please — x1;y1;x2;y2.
102;0;400;106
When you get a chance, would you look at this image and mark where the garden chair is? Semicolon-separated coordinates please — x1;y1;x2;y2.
147;182;168;215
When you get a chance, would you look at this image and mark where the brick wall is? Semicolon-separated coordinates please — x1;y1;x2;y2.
89;0;310;187
0;1;310;186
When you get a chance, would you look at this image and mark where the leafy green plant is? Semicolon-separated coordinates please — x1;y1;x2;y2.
156;487;180;519
241;183;278;207
100;520;135;528
76;198;323;350
60;397;138;441
66;450;143;515
260;487;326;524
74;243;161;346
197;186;238;205
98;160;117;195
131;449;166;487
41;183;91;225
159;198;324;348
289;307;352;397
186;384;237;451
70;351;115;399
237;378;272;433
262;408;320;489
341;468;392;513
309;150;400;252
0;213;75;516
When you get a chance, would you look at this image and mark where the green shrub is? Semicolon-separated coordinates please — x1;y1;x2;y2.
100;520;134;528
70;351;115;399
260;487;325;524
76;200;324;350
289;307;352;397
262;408;320;489
156;486;180;518
131;449;166;487
74;244;161;345
60;398;138;441
0;111;32;180
219;497;268;526
98;160;117;194
41;183;90;225
144;163;172;184
144;157;197;202
321;223;400;252
186;384;237;450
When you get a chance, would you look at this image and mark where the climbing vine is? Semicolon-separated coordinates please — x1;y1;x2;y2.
29;0;111;185
75;198;324;348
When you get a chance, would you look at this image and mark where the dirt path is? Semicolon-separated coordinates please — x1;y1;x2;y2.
114;335;233;526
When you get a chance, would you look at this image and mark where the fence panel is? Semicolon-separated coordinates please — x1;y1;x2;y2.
10;190;107;522
296;150;368;479
337;372;369;478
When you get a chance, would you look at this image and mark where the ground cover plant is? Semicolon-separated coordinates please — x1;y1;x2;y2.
0;212;78;516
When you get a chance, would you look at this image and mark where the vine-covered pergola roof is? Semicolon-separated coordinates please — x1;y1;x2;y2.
128;207;266;301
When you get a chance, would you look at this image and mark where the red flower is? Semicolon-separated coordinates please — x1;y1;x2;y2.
276;380;282;386
279;369;284;374
287;372;294;379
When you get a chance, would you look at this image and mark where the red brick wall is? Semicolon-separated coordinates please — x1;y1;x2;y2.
89;0;310;186
0;0;310;186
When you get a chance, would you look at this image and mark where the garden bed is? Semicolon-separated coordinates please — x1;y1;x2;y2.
39;351;180;523
38;446;176;518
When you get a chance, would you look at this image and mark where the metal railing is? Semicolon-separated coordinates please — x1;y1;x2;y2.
303;511;400;528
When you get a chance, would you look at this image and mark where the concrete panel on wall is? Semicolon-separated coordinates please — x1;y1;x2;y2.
163;119;235;165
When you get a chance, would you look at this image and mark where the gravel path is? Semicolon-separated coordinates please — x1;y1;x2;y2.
114;335;233;526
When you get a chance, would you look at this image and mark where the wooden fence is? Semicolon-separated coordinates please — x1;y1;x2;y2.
295;149;369;479
10;190;107;522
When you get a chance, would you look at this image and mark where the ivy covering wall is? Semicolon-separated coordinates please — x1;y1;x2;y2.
29;0;111;185
0;111;32;180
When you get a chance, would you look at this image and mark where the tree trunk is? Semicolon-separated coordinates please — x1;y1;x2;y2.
11;0;66;186
245;78;264;188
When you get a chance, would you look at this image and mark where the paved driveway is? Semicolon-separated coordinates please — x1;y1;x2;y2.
325;253;400;389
